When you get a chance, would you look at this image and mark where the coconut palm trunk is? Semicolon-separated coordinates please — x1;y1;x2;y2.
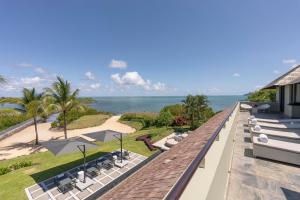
33;117;39;145
63;110;67;139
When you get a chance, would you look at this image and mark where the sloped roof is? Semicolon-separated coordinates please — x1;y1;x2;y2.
263;65;300;89
98;109;231;200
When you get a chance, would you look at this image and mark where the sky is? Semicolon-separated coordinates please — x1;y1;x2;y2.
0;0;300;97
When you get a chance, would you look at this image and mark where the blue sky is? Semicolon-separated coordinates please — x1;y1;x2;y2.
0;0;299;96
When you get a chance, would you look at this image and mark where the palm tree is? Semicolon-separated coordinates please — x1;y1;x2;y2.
183;95;197;129
45;77;80;139
183;95;210;129
22;88;44;145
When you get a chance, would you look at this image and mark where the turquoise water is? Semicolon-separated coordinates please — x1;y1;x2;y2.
90;96;245;114
0;96;245;115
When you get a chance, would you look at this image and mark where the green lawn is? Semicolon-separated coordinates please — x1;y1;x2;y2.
67;114;110;130
118;120;144;131
0;124;173;200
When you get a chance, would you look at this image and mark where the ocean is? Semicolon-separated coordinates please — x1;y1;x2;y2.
89;96;245;114
1;96;245;115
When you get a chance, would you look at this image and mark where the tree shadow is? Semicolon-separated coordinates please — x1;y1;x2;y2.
0;141;44;158
30;151;110;184
281;187;300;200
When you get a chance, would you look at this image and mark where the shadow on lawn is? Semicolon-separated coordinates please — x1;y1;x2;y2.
30;151;110;183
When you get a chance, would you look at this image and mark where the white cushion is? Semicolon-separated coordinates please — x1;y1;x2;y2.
250;118;258;125
259;134;268;143
254;125;262;132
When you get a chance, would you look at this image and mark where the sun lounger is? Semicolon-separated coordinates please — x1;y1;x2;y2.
252;136;300;165
248;116;300;124
249;120;300;129
240;104;253;111
250;127;300;143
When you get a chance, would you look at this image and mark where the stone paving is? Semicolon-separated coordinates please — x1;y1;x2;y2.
227;111;300;200
25;151;146;200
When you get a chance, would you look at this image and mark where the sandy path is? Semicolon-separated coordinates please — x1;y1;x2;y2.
0;116;135;160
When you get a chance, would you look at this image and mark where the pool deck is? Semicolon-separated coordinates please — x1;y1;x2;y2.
226;111;300;200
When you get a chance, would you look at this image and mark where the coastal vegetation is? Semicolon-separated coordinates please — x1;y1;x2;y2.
247;89;276;102
78;97;97;104
120;95;215;130
0;113;30;132
67;114;111;130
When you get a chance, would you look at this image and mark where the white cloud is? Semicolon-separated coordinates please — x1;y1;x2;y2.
85;71;95;80
233;73;240;77
90;83;100;89
255;85;263;89
111;72;148;87
282;59;296;64
273;70;280;74
21;76;43;85
111;71;166;91
153;82;166;91
109;59;127;69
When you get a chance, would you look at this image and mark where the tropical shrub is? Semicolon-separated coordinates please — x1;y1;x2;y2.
0;114;31;131
0;167;11;175
156;110;174;127
247;89;276;102
0;161;32;176
161;104;185;116
173;116;188;126
120;112;158;128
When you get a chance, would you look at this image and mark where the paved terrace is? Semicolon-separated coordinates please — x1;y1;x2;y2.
226;111;300;200
25;151;147;200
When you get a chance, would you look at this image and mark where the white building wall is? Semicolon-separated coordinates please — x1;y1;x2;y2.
284;85;292;117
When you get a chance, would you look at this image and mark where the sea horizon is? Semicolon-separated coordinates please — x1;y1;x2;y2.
1;95;246;114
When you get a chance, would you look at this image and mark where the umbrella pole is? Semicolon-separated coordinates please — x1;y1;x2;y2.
121;133;123;163
83;145;86;183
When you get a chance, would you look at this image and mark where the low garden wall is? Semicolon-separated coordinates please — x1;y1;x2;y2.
0;118;40;141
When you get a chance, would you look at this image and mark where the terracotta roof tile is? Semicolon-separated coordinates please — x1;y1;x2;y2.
99;109;231;200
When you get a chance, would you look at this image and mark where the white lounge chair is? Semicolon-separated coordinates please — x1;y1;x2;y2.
250;126;300;144
248;116;300;124
252;136;300;165
249;120;300;129
240;104;252;111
